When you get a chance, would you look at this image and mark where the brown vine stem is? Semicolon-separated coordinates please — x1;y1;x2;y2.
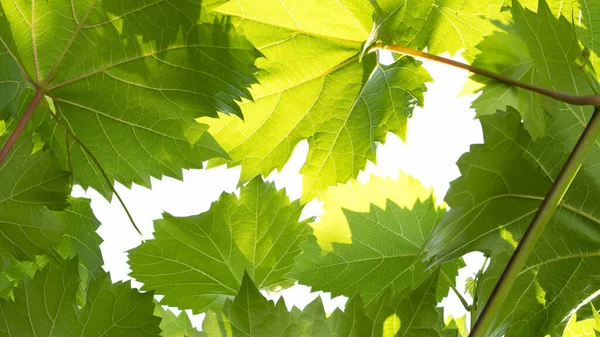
369;43;600;107
469;107;600;337
0;88;45;165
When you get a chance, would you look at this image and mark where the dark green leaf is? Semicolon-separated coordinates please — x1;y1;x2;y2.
424;108;600;336
204;271;446;337
155;304;205;337
0;0;260;197
0;127;70;261
0;259;161;336
468;0;593;138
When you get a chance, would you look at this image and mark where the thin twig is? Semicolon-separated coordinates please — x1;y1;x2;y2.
470;256;489;329
369;43;600;107
582;63;600;96
45;104;144;237
469;108;600;337
0;88;45;165
65;131;74;188
441;270;471;311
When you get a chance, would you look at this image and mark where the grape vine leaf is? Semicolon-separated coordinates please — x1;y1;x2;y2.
0;255;48;299
366;0;507;58
503;0;600;86
0;0;260;198
292;173;462;304
561;306;600;337
0;259;161;336
0;197;103;305
326;296;373;337
0;7;30;122
52;197;104;305
155;304;205;337
444;315;468;337
423;107;600;336
517;0;600;80
52;198;104;284
361;272;445;337
0;127;70;261
203;271;446;337
128;177;310;313
310;173;437;252
467;0;589;139
202;0;432;202
578;0;600;76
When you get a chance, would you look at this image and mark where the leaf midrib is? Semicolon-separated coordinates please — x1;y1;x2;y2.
210;54;360;149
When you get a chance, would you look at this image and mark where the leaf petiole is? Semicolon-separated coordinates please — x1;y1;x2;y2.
441;269;472;312
45;104;144;238
369;43;600;107
0;88;46;165
470;256;489;329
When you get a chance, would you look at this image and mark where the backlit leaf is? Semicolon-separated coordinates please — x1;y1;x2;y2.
366;0;507;57
293;173;461;304
129;178;310;313
203;0;431;202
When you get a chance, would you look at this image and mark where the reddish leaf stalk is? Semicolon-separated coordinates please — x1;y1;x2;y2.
370;43;600;107
0;88;45;165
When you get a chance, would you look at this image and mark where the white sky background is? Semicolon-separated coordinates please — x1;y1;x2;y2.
71;51;485;329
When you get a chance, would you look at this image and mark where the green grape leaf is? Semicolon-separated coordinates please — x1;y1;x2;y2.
292;173;461;304
444;315;469;337
0;255;49;299
0;127;70;261
578;0;600;77
202;0;431;202
0;196;103;304
0;259;161;336
516;0;600;80
129;177;310;313
438;258;466;302
362;272;445;337
423;106;600;336
0;0;260;198
0;5;32;121
468;0;591;139
204;271;445;337
326;296;373;337
52;197;104;305
310;172;437;252
201;272;295;337
366;0;507;57
155;304;205;337
561;306;600;337
53;198;104;281
464;277;476;298
506;0;599;82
